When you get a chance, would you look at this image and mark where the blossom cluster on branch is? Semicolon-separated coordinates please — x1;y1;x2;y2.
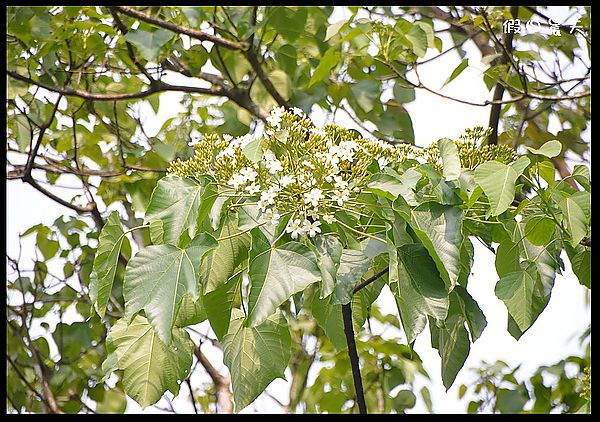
168;107;517;239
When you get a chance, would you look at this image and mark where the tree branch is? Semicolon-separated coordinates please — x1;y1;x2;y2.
112;6;246;51
193;344;233;413
341;303;367;414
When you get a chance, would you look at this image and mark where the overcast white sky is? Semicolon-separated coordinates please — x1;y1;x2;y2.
6;6;590;414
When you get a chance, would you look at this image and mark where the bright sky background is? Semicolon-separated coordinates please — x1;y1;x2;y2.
6;6;590;414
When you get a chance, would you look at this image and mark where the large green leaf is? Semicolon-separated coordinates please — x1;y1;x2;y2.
455;286;487;342
429;295;471;390
246;228;320;326
90;211;131;318
495;263;549;333
123;28;174;61
397;244;449;319
558;197;587;246
308;47;339;88
123;233;218;344
201;213;250;293
474;160;526;216
312;234;343;299
203;272;242;341
222;308;291;411
396;201;463;289
331;248;371;305
144;175;217;247
437;138;461;181
386;227;426;344
105;315;193;408
367;168;421;205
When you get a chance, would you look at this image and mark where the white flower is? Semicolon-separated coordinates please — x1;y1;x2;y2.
302;160;315;170
331;188;350;206
257;199;269;212
333;175;348;190
245;182;260;194
304;188;324;207
286;218;306;240
188;137;201;147
239;167;258;183
301;177;317;189
279;175;296;187
323;214;336;224
265;158;283;174
223;134;233;142
227;173;247;191
310;127;326;137
291;107;305;117
303;219;322;237
260;188;278;205
267;106;285;128
377;156;389;169
261;208;280;227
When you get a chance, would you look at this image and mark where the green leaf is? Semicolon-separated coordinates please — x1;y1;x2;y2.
246;228;320;326
312;234;343;299
124;233;218;344
571;165;590;191
123;28;173;61
437;138;461;181
275;44;297;75
242;136;264;163
455;286;487;342
331;248;371;305
95;388;127;414
524;216;555;246
433;314;470;390
308;47;339;88
222;308;291;411
525;140;562;158
558;197;587;246
367;168;421;205
495;263;549;333
145;175;217;247
474;161;520;216
406;23;429;57
397;201;464;289
495;239;521;278
442;58;469;88
90;211;131;318
569;247;590;289
174;293;206;328
203;272;242;340
397;243;449;318
201;213;250;293
386;229;426;343
12;114;31;152
105;315;193;408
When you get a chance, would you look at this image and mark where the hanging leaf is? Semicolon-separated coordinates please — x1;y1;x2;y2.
474;161;521;216
312;234;343;299
558;197;587;246
145;175;217;247
123;233;218;344
105;315;193;408
495;263;550;333
90;211;131;319
331;248;371;305
437;138;461;181
201;213;250;293
246;228;320;326
395;201;464;289
222;309;291;411
123;28;174;61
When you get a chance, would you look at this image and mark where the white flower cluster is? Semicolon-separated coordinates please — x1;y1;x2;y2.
285;218;321;239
